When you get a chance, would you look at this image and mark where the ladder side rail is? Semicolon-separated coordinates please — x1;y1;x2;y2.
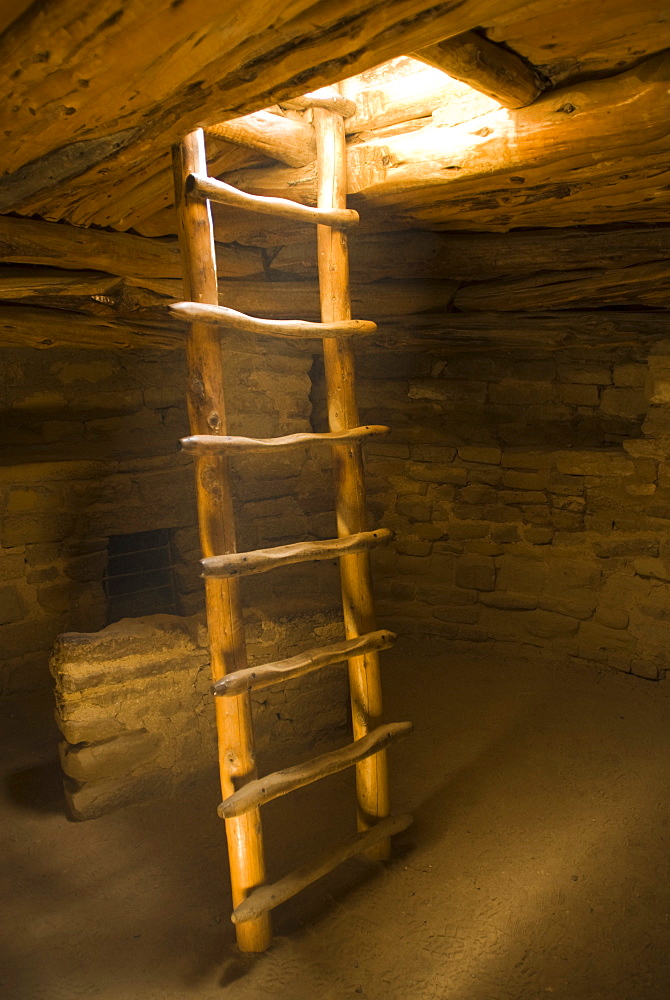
313;103;391;859
173;130;271;953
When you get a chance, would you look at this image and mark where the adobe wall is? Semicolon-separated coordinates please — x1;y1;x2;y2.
350;339;670;681
0;339;340;697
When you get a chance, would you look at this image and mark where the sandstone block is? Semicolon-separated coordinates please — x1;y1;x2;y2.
501;450;554;470
497;555;546;594
479;592;537;610
2;514;75;547
629;659;661;680
408;379;487;403
578;621;634;653
396;495;433;521
536;594;596;620
491;525;519;543
408;463;467;485
613;363;646;387
455;556;495;592
410;445;456;463
59;731;162;783
633;557;670;582
595;605;629;630
523;527;554;544
433;606;480;625
503;471;547;490
366;442;411;459
447;521;489;540
600;387;647;420
557;363;611;385
1;617;62;658
525;610;580;638
0;585;27;625
414;523;446;541
593;537;659;558
555;451;634;477
396;554;432;575
396;537;433;557
468;468;504;486
0;553;25;581
489;382;554;406
548;473;584;496
389;581;417;601
458;446;502;465
501;490;547;505
560;384;600;406
457;484;497;505
417;586;478;606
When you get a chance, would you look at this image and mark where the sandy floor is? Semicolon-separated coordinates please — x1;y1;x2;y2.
2;641;669;1000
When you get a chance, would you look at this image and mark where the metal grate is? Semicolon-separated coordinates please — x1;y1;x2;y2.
103;528;178;624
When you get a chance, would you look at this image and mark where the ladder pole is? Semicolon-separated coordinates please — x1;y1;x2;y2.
313;103;391;860
172;130;271;952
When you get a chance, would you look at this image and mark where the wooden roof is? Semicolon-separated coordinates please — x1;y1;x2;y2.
1;0;669;236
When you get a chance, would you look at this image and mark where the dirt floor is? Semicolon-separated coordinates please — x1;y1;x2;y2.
2;640;669;1000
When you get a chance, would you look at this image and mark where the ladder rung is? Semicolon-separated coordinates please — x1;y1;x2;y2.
201;528;393;580
181;424;389;456
231;813;413;925
169;301;377;340
187;174;359;228
212;628;396;697
219;722;412;818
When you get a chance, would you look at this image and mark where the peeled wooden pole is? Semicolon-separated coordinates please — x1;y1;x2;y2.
411;30;544;110
212;629;396;697
219;722;413;818
187;173;358;228
181;424;389;455
232;814;413;926
201;528;392;580
205;110;316;167
169;300;376;339
172;130;271;953
313;99;391;860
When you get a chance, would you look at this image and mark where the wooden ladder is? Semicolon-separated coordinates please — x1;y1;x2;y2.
171;90;412;953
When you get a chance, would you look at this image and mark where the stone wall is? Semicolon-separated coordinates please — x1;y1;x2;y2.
347;338;670;681
0;338;341;696
51;609;347;819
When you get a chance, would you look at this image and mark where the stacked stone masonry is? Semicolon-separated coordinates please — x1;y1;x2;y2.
4;268;670;819
352;340;670;682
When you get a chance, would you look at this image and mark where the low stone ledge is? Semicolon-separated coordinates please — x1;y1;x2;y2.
51;607;348;820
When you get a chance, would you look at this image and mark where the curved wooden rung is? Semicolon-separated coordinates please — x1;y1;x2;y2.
201;527;393;580
169;301;377;340
279;92;356;119
219;722;412;818
231;813;413;925
187;174;358;228
181;424;389;456
212;628;396;697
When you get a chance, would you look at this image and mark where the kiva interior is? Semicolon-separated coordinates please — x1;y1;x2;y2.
1;3;670;998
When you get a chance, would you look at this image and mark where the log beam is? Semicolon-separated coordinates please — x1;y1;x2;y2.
0;0;533;216
0;214;264;279
222;53;670;234
205;111;316;168
411;30;544;109
1;304;669;353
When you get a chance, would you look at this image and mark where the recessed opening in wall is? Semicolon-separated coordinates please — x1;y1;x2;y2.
103;528;178;624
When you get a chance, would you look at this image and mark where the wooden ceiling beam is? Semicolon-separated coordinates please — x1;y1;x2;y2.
205;111;316;168
411;30;544;109
2;301;667;354
0;214;264;279
221;52;670;233
0;0;533;216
